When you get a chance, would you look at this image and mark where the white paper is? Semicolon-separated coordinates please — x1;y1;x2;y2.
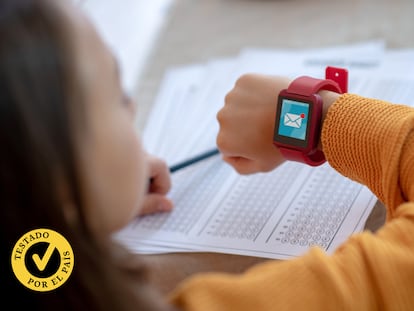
118;157;376;259
114;41;414;259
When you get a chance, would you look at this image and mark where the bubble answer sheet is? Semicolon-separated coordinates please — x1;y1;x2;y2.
114;41;414;259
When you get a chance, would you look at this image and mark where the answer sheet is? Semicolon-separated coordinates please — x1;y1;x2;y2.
115;41;414;259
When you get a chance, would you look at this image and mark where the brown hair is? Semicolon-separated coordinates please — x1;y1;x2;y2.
0;0;171;309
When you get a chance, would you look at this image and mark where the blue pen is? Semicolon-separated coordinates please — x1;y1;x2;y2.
148;148;220;188
169;148;220;173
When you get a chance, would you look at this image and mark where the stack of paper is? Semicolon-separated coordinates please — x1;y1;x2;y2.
114;41;414;259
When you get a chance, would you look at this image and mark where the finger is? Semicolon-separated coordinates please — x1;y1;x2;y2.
222;153;283;174
149;173;171;195
216;110;253;158
221;155;259;175
147;156;171;194
216;126;262;162
139;194;174;216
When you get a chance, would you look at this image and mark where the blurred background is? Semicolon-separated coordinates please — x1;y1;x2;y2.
78;0;414;129
78;0;173;94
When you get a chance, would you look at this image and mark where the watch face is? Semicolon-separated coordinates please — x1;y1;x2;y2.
274;94;318;150
278;99;309;141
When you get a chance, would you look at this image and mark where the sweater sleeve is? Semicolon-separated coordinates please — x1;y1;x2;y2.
168;94;414;311
321;93;414;218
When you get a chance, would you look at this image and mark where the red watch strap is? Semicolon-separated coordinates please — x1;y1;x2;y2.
287;76;342;96
279;148;326;166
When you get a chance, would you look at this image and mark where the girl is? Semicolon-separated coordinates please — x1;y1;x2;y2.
1;0;173;309
2;0;414;310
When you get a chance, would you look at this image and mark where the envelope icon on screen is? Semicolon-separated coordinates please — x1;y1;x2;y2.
284;113;302;128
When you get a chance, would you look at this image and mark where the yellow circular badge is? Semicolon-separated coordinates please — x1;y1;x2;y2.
11;228;74;292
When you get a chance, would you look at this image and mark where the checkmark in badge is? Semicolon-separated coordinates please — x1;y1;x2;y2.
32;243;56;272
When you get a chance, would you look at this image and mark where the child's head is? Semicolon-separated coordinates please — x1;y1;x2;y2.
0;0;147;237
0;0;166;308
54;0;149;235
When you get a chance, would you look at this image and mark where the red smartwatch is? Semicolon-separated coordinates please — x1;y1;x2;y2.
273;76;343;166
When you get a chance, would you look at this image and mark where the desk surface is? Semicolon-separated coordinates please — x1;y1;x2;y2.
132;0;413;295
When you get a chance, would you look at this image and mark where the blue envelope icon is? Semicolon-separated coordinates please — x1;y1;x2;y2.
284;113;302;128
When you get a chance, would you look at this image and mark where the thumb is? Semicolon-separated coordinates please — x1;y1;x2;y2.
139;194;174;216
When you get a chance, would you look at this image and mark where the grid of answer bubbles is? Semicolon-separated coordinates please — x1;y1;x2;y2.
204;164;300;240
274;166;361;249
136;156;230;234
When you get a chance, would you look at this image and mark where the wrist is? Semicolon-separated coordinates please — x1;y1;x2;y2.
317;90;340;151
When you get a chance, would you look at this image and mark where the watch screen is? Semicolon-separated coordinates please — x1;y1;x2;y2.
278;99;309;141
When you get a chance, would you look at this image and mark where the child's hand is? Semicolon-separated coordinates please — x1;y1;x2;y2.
216;74;291;174
139;155;174;215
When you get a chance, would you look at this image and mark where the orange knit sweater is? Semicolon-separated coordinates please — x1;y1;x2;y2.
169;94;414;310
